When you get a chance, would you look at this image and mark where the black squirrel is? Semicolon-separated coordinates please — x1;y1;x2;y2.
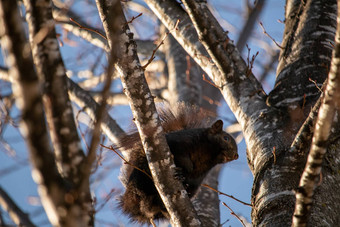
116;104;238;225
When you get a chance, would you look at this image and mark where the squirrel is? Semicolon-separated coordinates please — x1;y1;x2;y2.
116;104;238;225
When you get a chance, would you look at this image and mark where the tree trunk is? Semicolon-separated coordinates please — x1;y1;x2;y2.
251;0;340;226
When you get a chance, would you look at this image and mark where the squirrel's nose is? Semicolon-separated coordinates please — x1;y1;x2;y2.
233;153;239;160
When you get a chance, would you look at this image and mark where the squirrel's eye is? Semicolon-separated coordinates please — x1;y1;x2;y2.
223;136;229;141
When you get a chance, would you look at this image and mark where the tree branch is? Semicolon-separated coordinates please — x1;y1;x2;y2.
66;78;125;143
236;0;266;52
292;3;340;225
23;0;85;184
2;69;126;145
290;97;322;154
0;1;68;225
98;1;201;225
162;25;202;106
0;186;36;227
52;4;109;50
54;5;166;61
78;0;122;193
145;1;271;154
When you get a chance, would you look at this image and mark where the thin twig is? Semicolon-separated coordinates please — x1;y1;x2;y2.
222;202;246;227
202;184;252;207
245;44;259;77
125;13;143;24
100;144;153;180
308;78;323;93
272;146;276;165
70;17;107;40
75;108;90;151
142;19;180;70
95;188;116;212
202;74;219;88
259;22;282;49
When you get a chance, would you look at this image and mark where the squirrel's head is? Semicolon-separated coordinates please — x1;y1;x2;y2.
207;120;238;163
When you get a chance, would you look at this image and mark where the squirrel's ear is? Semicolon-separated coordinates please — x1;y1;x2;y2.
210;120;223;133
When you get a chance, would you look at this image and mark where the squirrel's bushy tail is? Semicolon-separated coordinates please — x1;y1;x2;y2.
158;102;215;132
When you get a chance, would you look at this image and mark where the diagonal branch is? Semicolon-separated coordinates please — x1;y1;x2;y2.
290;97;322;154
66;78;124;143
236;0;266;52
53;6;109;50
177;0;277;175
96;1;201;225
292;3;340;226
0;186;36;227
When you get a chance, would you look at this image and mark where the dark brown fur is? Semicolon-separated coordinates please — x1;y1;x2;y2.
117;104;238;224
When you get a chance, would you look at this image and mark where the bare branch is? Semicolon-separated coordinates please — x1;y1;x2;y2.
236;0;266;52
0;1;67;225
24;0;85;183
79;0;123;193
259;22;283;49
66;78;125;143
54;7;164;60
101;144;152;180
108;1;201;225
91;91;129;106
292;3;340;225
0;186;36;227
222;202;246;227
53;6;109;50
69;17;107;40
142;19;180;70
125;12;143;24
202;184;253;207
163;24;202;106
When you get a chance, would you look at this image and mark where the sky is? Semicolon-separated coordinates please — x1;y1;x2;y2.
0;0;286;226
